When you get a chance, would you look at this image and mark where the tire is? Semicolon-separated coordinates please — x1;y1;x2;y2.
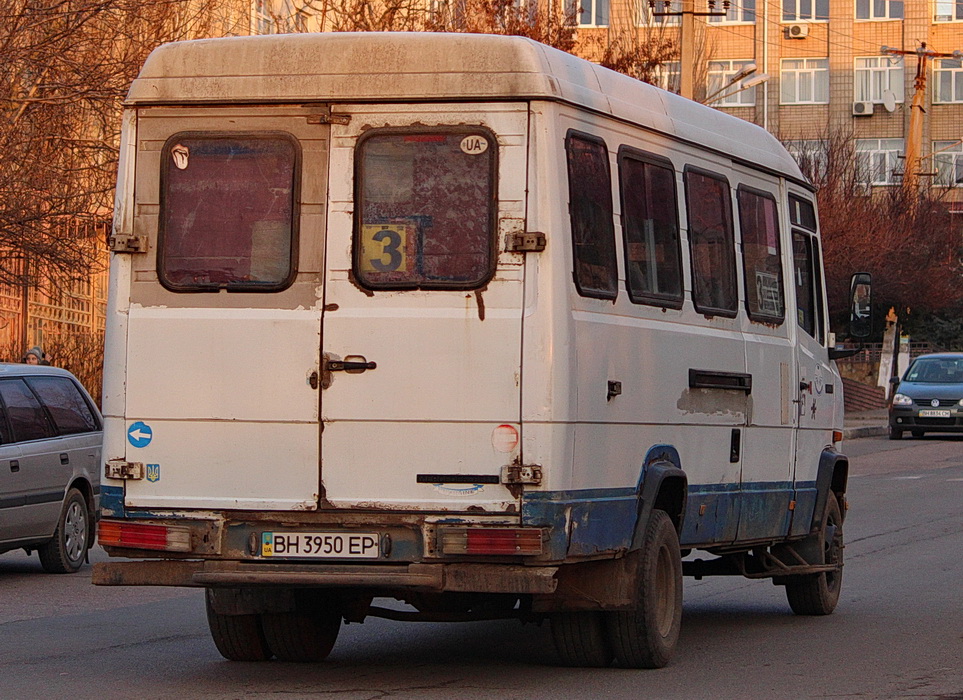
785;494;844;616
606;509;683;669
888;426;903;440
550;611;614;668
911;430;925;438
261;610;341;662
38;488;90;574
205;590;273;661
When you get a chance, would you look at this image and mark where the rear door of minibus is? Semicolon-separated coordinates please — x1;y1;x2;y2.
319;104;528;514
122;105;328;512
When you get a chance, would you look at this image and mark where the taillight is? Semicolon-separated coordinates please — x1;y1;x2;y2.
440;527;543;555
98;520;191;552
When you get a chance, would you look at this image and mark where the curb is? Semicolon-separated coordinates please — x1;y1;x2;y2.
842;425;889;439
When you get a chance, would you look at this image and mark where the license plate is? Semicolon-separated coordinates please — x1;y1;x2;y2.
918;409;951;418
261;532;380;559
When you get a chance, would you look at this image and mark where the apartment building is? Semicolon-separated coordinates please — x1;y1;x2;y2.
569;0;963;205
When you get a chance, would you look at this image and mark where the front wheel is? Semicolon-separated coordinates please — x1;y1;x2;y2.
911;430;925;438
888;426;903;440
606;509;683;669
785;494;844;616
38;488;90;574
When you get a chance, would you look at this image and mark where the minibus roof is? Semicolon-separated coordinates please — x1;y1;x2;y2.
128;32;806;185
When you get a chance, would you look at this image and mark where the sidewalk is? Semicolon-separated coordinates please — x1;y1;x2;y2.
843;408;889;439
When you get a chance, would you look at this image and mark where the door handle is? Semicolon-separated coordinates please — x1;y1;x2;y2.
60;453;69;465
327;356;377;373
10;460;19;473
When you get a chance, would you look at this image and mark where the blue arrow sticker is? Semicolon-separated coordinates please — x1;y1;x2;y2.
127;421;153;448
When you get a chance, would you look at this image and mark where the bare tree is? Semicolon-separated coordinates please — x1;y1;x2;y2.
785;131;963;338
0;0;221;290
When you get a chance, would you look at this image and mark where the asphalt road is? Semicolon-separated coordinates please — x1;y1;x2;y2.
1;435;961;700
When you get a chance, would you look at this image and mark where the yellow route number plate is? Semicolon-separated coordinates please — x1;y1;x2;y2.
261;532;380;559
360;224;416;274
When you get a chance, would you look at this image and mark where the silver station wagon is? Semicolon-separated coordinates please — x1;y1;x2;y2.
0;364;102;572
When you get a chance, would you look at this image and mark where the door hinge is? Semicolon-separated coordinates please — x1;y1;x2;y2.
505;232;546;253
105;460;144;480
108;234;148;253
306;113;351;125
501;464;543;485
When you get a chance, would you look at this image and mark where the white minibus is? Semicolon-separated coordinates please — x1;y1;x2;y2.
94;32;870;667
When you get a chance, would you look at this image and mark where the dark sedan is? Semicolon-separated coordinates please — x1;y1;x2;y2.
889;352;963;440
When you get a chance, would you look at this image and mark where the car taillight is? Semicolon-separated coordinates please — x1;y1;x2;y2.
98;520;191;552
439;527;543;555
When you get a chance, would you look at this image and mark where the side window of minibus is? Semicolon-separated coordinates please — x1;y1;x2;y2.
684;168;738;316
565;131;617;300
618;149;683;307
789;195;825;344
737;186;785;323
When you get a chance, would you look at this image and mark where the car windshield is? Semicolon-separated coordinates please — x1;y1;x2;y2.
904;358;963;383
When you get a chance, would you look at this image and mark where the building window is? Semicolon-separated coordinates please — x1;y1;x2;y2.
854;56;904;103
783;140;828;179
566;132;618;299
780;58;829;104
568;0;609;26
856;138;904;185
708;60;757;106
855;0;903;19
254;0;274;34
652;61;681;92
783;0;829;20
934;59;963;103
708;0;755;22
934;0;963;20
636;0;681;24
934;141;963;187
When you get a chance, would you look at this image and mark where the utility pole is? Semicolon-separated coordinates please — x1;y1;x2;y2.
882;43;962;190
650;0;727;100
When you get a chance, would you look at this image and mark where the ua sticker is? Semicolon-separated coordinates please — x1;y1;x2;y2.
127;421;153;448
261;533;274;557
146;464;160;483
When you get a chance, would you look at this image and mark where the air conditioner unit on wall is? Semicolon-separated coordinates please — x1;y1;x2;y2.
853;101;874;116
786;23;810;38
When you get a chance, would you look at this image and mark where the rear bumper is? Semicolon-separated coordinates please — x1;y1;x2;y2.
92;559;558;594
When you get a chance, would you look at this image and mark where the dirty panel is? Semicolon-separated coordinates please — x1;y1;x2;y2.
321;420;518;512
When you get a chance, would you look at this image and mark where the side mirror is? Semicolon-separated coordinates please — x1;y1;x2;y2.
849;272;872;339
889;376;900;385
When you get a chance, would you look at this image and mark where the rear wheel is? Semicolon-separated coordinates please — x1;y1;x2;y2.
550;611;613;668
888;426;903;440
785;494;844;616
38;489;90;574
205;590;273;661
261;610;341;662
606;509;683;669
